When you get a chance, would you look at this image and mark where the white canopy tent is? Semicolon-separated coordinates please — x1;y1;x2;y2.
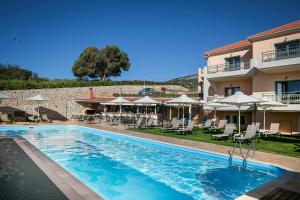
102;97;132;122
217;92;263;135
204;99;230;127
133;96;159;118
258;97;286;130
166;95;203;129
25;95;50;115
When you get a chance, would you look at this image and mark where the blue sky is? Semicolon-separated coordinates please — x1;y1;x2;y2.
0;0;299;81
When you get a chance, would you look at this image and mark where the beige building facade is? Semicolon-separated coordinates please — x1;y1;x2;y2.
199;20;300;133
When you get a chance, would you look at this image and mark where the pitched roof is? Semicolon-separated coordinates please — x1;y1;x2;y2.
204;39;252;57
248;20;300;40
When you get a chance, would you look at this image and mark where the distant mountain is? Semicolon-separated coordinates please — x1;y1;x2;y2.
167;74;198;82
166;74;198;91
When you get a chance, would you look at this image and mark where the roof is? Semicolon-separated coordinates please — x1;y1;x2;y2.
204;40;252;57
204;20;300;58
248;20;300;40
76;97;172;103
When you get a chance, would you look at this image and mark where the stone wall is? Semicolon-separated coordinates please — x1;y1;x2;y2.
0;85;188;120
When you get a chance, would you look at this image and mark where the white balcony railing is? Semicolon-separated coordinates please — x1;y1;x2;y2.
261;47;300;62
207;92;300;104
207;61;251;74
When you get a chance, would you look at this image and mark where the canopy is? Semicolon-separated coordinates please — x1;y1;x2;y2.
205;99;230;126
217;92;262;105
166;95;203;129
25;95;50;114
217;92;263;134
166;94;202;105
258;97;286;130
133;96;159;105
102;97;131;105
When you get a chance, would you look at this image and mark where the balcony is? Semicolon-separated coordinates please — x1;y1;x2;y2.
262;47;300;62
259;47;300;73
206;61;255;81
261;92;300;104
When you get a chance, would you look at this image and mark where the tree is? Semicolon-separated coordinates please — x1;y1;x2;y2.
0;64;38;80
72;45;130;80
72;47;98;80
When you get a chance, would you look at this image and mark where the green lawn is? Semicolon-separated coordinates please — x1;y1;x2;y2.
130;128;300;158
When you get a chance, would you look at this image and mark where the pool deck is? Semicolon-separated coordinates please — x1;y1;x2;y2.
1;121;300;200
6;136;103;200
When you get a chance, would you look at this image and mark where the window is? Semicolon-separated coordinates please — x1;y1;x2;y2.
225;87;240;96
275;40;300;59
226;115;245;125
225;56;241;71
276;80;300;94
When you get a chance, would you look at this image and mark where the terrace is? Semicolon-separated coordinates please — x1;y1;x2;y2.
206;61;256;81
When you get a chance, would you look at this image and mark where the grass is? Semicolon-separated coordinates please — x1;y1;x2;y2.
130;128;300;158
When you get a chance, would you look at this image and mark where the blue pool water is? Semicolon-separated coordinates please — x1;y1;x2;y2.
0;125;284;200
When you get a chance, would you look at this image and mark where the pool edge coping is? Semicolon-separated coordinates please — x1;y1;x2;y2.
12;136;103;200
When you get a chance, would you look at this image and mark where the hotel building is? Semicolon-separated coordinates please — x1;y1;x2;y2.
199;20;300;133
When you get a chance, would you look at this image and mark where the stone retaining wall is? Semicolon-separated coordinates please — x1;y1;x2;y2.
0;85;188;120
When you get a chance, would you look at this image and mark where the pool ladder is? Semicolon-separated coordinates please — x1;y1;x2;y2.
228;140;255;167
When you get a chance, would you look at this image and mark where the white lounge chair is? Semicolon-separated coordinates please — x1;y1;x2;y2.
261;123;280;137
209;119;228;132
0;114;12;124
174;121;195;135
211;123;235;140
202;119;212;129
160;120;180;132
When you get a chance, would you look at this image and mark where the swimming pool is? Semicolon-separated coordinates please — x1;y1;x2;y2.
0;125;284;200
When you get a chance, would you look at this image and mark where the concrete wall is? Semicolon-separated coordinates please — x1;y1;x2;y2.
207;49;252;66
0;85;188;120
208;78;253;96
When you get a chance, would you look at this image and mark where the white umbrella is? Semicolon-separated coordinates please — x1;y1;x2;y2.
166;95;203;129
103;97;131;122
0;93;11;103
258;97;286;130
25;95;49;115
205;99;230;127
217;92;263;135
133;96;159;118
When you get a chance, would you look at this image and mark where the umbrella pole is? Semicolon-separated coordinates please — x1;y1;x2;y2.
238;105;241;135
120;104;122;124
264;109;266;130
214;108;217;127
182;106;185;129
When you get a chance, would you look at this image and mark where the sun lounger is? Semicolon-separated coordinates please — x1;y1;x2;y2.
143;118;154;128
0;114;12;124
174;121;195;135
211;123;235;140
234;125;257;143
41;114;52;123
28;116;40;123
209;119;228;132
203;119;212;129
160;120;180;132
125;117;144;129
163;118;177;128
261;123;280;137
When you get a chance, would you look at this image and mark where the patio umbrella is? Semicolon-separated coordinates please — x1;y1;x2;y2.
204;99;230;127
166;95;203;129
133;96;159;118
103;97;131;122
217;92;263;135
258;97;286;130
0;93;11;103
25;95;49;115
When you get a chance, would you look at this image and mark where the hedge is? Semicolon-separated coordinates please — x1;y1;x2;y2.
0;79;185;90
